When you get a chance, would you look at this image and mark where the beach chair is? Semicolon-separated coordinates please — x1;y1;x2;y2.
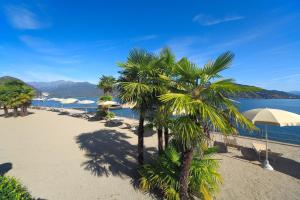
224;137;240;149
252;142;267;161
252;142;283;163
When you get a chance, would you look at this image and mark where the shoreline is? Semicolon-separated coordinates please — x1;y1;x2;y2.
30;106;300;147
1;108;299;200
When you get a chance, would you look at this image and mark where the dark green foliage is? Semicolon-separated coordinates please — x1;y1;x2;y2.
99;95;113;101
97;75;116;94
95;107;115;120
0;176;32;200
0;79;35;116
139;145;222;200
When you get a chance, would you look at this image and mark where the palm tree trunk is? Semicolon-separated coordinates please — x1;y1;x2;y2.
20;106;25;117
164;127;169;148
137;110;145;165
13;107;18;117
4;106;8;117
23;105;28;116
179;148;193;200
157;126;163;154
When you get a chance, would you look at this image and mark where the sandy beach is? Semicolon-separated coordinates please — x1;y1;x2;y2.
1;109;300;200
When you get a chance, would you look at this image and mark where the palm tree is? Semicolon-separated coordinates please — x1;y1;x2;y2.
0;85;10;116
117;48;158;165
98;75;116;95
0;80;35;117
18;85;35;116
149;47;176;152
139;145;222;200
160;52;257;199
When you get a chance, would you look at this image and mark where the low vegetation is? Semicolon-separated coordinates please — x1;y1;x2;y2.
0;79;35;117
139;144;222;200
0;175;32;200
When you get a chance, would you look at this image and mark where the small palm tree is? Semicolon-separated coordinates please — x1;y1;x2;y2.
160;52;257;199
0;80;35;117
139;144;222;200
98;75;116;95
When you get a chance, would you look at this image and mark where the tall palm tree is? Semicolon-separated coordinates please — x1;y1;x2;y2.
160;52;257;200
98;75;116;95
117;48;158;165
150;47;176;152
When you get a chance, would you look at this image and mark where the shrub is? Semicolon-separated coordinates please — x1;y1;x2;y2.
0;175;32;200
139;145;222;200
105;111;115;119
95;107;115;120
99;95;113;101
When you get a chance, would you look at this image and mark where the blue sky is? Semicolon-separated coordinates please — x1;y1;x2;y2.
0;0;300;91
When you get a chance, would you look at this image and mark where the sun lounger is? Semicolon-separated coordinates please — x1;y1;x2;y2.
252;142;267;161
252;142;282;162
224;137;240;149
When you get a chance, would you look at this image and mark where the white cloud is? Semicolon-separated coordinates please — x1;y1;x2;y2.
4;5;48;29
193;14;244;26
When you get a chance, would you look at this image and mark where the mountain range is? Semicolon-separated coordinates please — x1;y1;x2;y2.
290;91;300;96
28;80;103;98
1;76;299;99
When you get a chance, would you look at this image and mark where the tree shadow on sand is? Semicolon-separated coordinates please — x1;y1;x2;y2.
75;129;156;180
0;162;12;175
235;147;300;179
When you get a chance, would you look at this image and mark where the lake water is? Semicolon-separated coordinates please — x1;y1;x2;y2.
32;98;300;145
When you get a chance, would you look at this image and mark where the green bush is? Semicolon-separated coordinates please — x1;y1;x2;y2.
139;145;222;200
99;95;113;101
95;107;115;120
0;175;32;200
105;111;115;119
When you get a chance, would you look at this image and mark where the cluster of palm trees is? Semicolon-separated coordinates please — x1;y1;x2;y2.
103;47;257;199
0;80;35;117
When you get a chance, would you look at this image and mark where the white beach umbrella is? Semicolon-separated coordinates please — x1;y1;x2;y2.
49;98;62;101
60;98;78;108
122;102;137;109
77;100;95;113
243;108;300;170
97;101;118;106
61;98;78;104
42;92;49;97
77;100;95;104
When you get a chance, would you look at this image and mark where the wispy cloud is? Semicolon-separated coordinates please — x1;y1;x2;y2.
133;35;158;42
4;5;49;29
271;73;300;81
19;35;81;64
24;71;78;82
193;14;244;26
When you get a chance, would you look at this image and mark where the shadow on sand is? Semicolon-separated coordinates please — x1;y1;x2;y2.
75;129;156;179
0;162;12;175
0;112;34;118
235;147;300;179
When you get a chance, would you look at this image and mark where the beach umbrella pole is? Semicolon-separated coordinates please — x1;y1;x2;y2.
263;125;273;170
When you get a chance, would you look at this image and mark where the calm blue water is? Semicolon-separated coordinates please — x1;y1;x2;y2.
32;98;300;145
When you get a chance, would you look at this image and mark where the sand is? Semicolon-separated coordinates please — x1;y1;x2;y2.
0;109;300;200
